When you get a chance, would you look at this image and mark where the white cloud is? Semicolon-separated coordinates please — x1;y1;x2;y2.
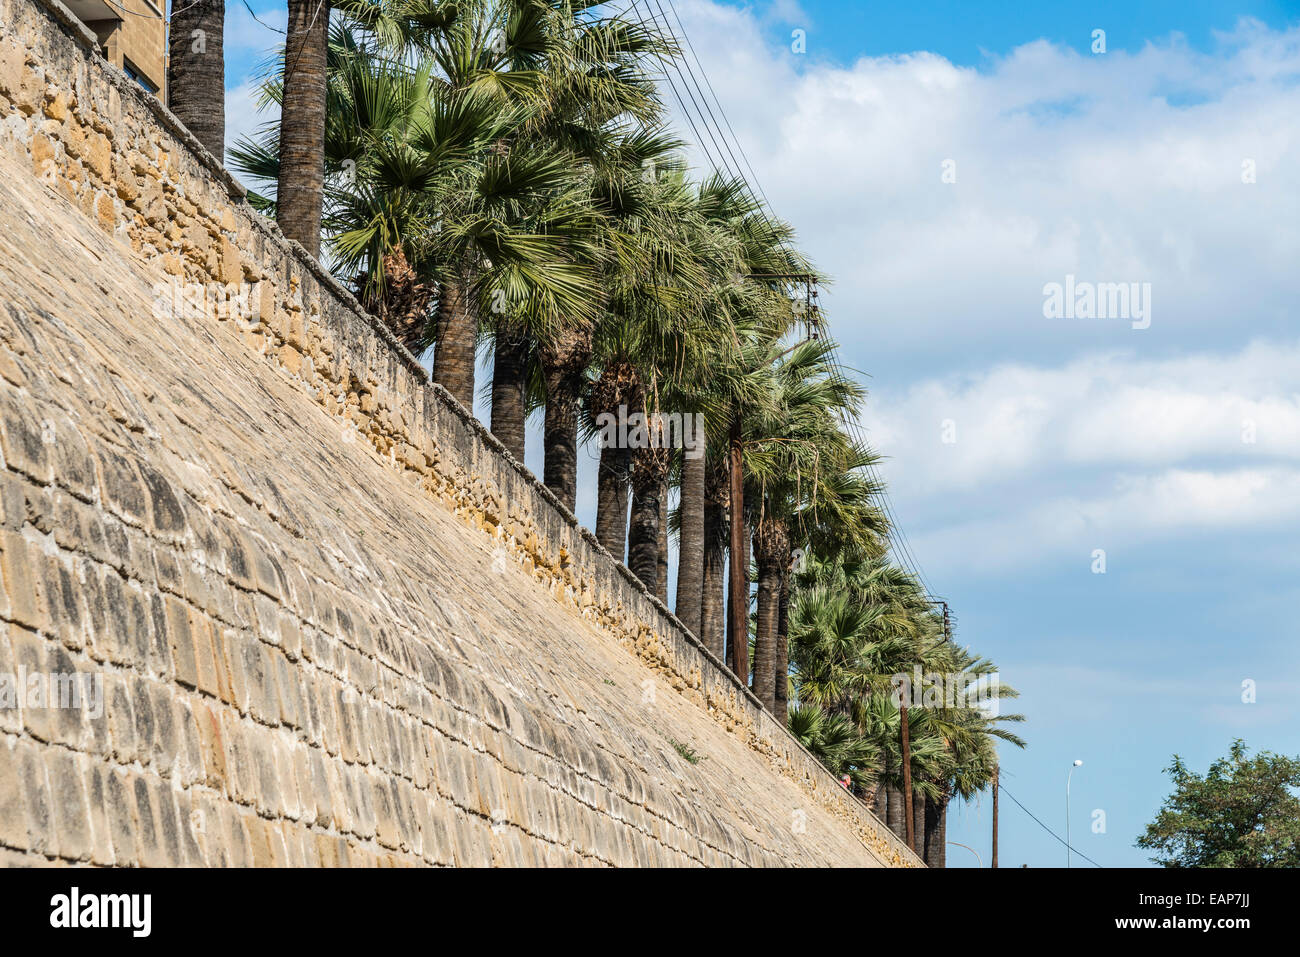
661;4;1300;363
910;465;1300;576
856;338;1300;572
861;338;1300;497
651;3;1300;574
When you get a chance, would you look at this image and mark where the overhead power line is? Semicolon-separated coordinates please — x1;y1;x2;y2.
241;0;287;35
619;0;939;599
624;0;736;181
999;783;1104;868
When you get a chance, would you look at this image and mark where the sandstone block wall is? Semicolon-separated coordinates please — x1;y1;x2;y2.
0;0;920;866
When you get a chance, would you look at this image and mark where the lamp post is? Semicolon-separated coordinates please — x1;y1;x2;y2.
1067;759;1083;868
948;841;983;868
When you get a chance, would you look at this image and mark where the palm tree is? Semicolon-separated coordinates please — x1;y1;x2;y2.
744;337;885;712
540;327;593;509
908;646;1025;867
687;176;810;678
774;548;793;722
231;5;599;380
788;702;879;791
392;0;676;487
278;0;333;257
589;357;640;558
699;448;729;658
674;435;705;635
167;0;225;160
583;148;712;568
528;14;678;510
626;407;669;591
488;327;532;461
787;546;1026;858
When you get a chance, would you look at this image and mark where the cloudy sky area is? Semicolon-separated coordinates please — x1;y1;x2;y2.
221;0;1300;866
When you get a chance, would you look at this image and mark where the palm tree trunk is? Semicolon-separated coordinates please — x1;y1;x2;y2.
362;246;433;356
490;331;528;462
924;796;948;868
700;453;728;661
595;444;630;560
870;783;887;822
276;0;330;259
542;365;578;512
751;515;788;713
166;0;225;160
886;782;906;840
627;449;664;592
774;559;791;725
433;277;476;406
674;441;705;636
538;335;591;512
914;789;928;860
655;470;669;604
592;361;637;560
726;415;748;681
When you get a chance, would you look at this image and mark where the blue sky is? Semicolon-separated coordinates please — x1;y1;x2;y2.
218;0;1300;867
755;0;1299;65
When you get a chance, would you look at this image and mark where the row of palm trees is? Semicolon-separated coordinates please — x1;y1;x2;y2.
786;550;1024;866
166;0;1023;865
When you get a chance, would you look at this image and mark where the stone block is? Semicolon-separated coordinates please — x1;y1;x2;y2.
0;397;52;485
45;748;91;860
15;737;53;856
95;446;149;528
163;594;197;689
103;766;138;866
0;530;48;631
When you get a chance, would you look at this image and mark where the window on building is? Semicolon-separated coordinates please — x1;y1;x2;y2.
122;58;158;95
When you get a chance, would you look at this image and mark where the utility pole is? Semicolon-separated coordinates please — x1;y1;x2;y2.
992;764;999;869
746;272;821;340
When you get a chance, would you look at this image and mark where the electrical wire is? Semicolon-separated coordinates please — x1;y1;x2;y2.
619;0;940;600
623;0;731;179
106;0;187;20
999;782;1105;868
627;1;936;596
241;0;286;35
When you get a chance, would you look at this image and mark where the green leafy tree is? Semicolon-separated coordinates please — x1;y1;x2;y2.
1137;740;1300;867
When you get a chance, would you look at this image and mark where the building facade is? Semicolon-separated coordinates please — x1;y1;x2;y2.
65;0;165;98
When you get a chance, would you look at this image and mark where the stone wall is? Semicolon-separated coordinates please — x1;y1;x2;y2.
0;0;920;867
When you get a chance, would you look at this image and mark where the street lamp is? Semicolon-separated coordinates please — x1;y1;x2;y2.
1067;759;1083;868
948;841;983;868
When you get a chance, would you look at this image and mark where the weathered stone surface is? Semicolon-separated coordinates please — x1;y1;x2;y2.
0;0;919;867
